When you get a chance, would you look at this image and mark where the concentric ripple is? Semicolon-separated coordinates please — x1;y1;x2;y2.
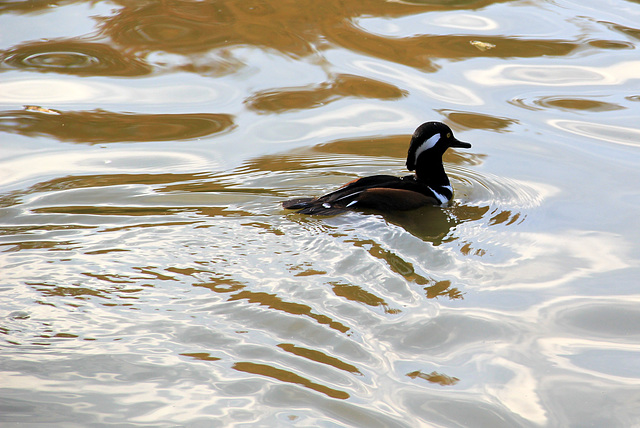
1;40;151;76
450;165;557;210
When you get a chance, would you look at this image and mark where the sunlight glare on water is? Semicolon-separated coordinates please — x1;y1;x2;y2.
1;0;640;426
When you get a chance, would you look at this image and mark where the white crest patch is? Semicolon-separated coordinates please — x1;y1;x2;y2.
413;134;440;164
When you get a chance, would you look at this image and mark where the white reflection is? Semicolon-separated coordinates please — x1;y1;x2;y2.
461;230;630;291
0;79;109;103
355;60;483;105
355;13;498;36
432;14;498;31
0;150;213;188
0;77;220;104
467;61;640;86
539;336;640;384
535;296;640;383
549;120;640;147
486;358;547;425
258;103;417;142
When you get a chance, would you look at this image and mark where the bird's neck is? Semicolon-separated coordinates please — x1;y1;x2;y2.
414;158;450;188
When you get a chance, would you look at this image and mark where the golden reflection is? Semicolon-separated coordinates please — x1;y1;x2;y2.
439;110;517;132
193;275;245;293
0;108;235;143
99;0;312;56
534;97;625;112
334;31;576;71
233;361;350;399
180;352;221;361
1;173;201;200
30;282;108;300
277;343;362;375
0;0;584;83
406;370;459;386
32;205;196;216
228;290;350;333
245;74;406;114
191;272;350;333
1;40;152;76
2;239;79;253
346;237;463;300
330;282;401;314
425;280;463;300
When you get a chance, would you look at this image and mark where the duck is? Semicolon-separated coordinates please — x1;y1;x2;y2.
282;121;471;215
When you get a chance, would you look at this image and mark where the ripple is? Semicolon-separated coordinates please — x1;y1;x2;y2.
532;96;625;112
549;119;640;147
257;103;416;143
354;60;483;105
452;166;557;210
432;14;499;31
245;74;406;114
21;50;101;69
0;108;236;144
355;14;498;37
0;79;109;103
0;78;224;105
0;149;214;189
2;40;151;76
468;61;640;86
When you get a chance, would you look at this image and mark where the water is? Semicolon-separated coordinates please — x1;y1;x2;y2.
1;0;640;426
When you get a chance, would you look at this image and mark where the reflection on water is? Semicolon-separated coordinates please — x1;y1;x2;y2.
1;0;640;426
2;40;152;76
246;74;407;114
0;107;235;143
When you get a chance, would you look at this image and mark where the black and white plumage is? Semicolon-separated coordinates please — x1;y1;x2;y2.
282;121;471;215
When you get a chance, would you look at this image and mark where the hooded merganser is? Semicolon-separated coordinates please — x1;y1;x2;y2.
282;121;472;215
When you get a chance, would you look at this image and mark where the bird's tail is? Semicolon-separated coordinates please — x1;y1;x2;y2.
282;198;347;215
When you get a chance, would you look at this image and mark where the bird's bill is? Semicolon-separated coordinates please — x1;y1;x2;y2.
449;138;472;149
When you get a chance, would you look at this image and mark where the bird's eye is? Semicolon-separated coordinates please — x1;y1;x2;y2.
447;133;451;138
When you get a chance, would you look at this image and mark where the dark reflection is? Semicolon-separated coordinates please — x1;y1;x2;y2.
1;40;151;76
233;362;350;399
0;108;235;143
277;343;362;375
246;74;406;114
406;370;459;386
379;204;487;245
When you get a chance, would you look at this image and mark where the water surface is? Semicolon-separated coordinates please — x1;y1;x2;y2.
1;0;640;426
